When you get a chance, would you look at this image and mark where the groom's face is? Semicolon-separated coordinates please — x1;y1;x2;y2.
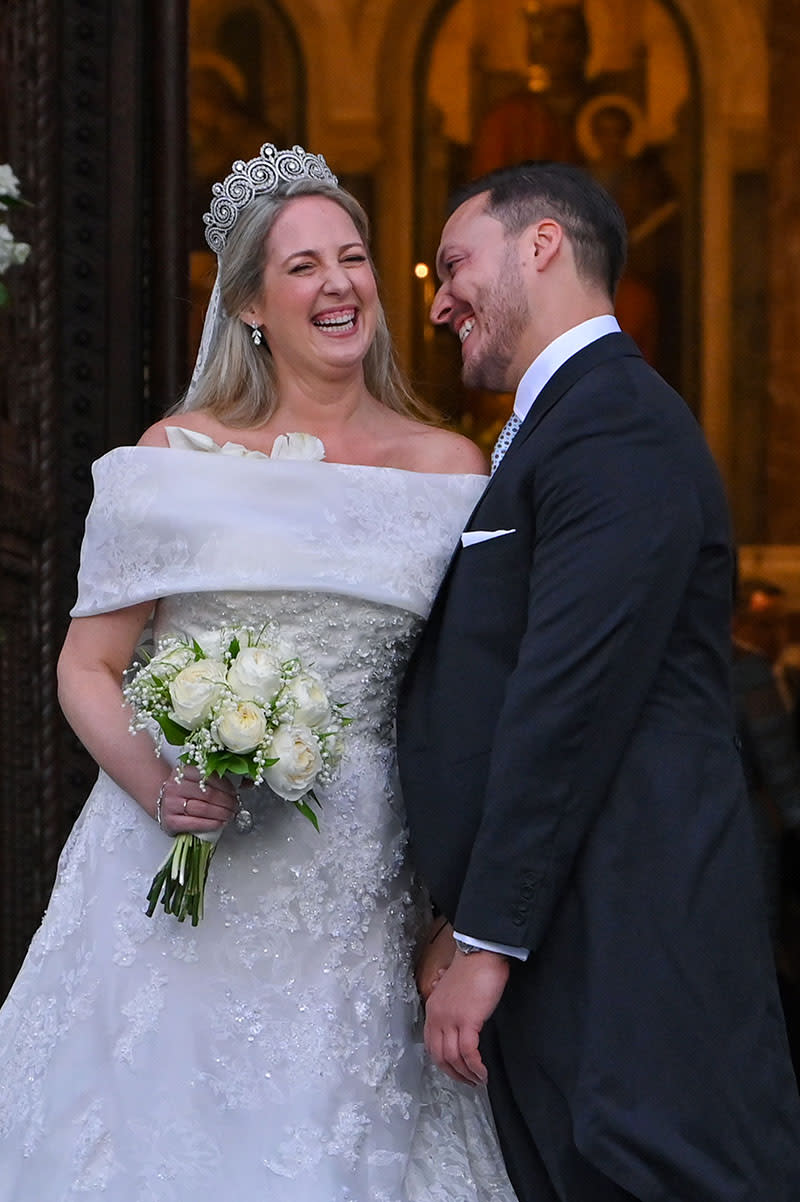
431;193;532;392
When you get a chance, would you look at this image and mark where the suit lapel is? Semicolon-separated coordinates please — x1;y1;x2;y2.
417;332;644;634
478;331;643;505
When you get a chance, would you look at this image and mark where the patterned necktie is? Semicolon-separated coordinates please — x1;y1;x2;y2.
490;411;521;475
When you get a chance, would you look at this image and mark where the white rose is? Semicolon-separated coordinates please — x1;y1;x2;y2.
168;659;226;729
227;646;282;706
270;432;325;461
284;671;331;728
264;724;323;801
0;164;22;202
214;700;267;754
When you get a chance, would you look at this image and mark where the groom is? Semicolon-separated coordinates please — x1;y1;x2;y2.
396;162;800;1201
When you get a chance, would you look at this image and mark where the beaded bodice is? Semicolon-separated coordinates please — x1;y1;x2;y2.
154;589;420;752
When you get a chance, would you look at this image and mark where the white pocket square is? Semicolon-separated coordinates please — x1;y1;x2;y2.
461;528;516;547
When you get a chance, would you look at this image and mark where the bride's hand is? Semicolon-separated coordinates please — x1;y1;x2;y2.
156;767;238;836
416;917;456;1003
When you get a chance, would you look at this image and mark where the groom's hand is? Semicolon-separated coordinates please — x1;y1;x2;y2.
423;949;510;1086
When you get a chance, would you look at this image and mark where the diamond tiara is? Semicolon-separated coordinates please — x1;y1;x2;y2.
203;143;339;255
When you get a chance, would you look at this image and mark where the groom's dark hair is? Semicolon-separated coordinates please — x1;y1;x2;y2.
450;161;628;300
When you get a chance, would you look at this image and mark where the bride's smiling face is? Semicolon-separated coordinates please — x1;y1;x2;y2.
248;195;379;380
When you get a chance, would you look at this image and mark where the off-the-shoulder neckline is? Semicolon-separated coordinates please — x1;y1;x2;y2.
115;426;489;482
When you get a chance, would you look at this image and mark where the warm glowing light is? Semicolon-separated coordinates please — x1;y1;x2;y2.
414;262;429;279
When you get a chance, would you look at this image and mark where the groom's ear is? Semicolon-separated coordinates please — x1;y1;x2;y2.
522;219;562;269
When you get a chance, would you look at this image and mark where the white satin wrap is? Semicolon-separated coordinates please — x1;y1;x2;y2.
71;445;486;619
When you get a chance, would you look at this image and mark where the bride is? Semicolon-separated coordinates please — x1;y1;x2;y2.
0;145;518;1200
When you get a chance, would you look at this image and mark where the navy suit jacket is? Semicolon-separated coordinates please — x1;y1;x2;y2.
397;333;800;1200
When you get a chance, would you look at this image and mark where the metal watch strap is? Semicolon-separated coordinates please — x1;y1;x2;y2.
454;938;482;955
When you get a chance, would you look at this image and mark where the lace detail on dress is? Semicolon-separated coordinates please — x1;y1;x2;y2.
0;590;516;1201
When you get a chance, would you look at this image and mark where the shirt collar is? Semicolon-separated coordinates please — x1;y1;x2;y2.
514;315;621;422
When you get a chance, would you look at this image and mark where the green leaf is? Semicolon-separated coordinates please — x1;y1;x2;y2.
191;638;206;659
294;798;320;831
156;714;191;745
204;750;255;777
228;635;240;659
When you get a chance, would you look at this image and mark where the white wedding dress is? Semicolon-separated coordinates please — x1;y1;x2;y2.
0;437;518;1201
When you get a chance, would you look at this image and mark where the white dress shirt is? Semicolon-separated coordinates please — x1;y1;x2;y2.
513;314;621;425
454;314;621;962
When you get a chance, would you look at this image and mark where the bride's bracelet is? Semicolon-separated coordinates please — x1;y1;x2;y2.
155;779;169;830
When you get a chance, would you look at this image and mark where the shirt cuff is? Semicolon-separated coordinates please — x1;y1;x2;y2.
453;931;529;961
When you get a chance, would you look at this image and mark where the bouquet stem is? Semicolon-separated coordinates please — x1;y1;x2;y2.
146;834;217;926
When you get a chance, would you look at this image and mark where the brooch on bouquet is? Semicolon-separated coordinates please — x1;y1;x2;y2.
124;623;349;925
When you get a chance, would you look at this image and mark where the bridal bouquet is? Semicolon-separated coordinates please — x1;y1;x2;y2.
124;624;349;925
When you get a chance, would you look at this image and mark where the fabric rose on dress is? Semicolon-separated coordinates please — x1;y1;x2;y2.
163;426;269;459
284;671;331;728
214;701;268;754
270;432;325;461
168;660;226;728
227;646;282;706
163;426;325;461
264;724;323;801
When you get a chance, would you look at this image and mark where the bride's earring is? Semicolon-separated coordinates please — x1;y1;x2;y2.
250;322;263;347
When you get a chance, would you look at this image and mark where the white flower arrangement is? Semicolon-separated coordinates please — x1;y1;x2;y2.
124;623;350;924
0;165;31;306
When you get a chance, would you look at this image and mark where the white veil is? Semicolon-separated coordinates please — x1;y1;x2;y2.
183;273;224;407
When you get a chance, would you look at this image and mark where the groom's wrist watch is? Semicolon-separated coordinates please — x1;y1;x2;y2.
454;938;482;956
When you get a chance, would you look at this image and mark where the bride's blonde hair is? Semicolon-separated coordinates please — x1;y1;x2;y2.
178;180;436;426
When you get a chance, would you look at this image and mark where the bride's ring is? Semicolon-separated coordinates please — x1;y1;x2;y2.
183;798;189;815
